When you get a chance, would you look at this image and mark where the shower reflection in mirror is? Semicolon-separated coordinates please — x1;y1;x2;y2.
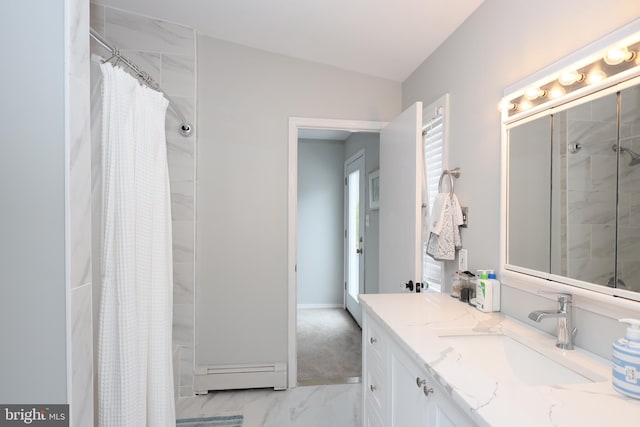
506;82;640;296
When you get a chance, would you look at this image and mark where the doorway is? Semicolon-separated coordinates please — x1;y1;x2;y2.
289;105;426;388
295;135;375;385
288;117;386;388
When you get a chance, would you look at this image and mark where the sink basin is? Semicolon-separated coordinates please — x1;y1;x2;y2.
439;333;594;386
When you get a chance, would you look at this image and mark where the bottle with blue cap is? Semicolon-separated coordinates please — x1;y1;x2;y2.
475;269;501;312
487;270;500;311
612;318;640;399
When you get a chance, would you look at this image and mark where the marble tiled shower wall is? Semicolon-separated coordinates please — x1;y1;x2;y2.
90;3;197;397
563;94;618;287
563;88;640;292
69;0;93;425
618;85;640;292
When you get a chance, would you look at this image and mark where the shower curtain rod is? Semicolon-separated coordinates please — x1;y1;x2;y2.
89;27;193;137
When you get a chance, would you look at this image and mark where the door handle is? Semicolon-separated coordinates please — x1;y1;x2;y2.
356;248;363;254
404;280;425;293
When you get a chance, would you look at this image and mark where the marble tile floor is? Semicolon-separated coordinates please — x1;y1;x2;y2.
176;383;361;427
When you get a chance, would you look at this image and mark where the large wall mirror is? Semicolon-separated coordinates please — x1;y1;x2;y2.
506;80;640;299
502;20;640;302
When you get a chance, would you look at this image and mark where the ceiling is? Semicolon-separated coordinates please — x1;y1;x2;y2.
97;0;484;82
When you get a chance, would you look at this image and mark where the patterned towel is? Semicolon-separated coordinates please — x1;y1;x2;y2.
426;194;463;261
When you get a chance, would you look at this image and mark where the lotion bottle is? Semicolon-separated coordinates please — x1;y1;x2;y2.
612;318;640;399
475;271;492;312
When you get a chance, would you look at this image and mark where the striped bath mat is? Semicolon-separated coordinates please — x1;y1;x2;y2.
176;415;244;427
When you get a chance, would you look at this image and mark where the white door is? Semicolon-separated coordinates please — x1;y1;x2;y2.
379;102;423;293
345;153;365;325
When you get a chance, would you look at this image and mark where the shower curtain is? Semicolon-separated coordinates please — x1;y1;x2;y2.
98;62;175;427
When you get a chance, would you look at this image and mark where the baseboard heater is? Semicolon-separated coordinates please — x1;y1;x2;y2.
194;363;287;394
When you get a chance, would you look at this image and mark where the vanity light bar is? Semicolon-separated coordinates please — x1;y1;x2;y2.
499;36;640;117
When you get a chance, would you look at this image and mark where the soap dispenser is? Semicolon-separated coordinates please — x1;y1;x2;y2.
612;319;640;399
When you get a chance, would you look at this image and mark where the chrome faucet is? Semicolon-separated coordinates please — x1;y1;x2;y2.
528;293;577;350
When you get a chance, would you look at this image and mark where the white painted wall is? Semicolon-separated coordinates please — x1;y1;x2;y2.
196;35;400;367
402;0;640;358
0;1;68;403
297;139;345;307
345;132;381;294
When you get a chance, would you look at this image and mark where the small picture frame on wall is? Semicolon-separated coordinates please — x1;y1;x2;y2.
369;169;380;210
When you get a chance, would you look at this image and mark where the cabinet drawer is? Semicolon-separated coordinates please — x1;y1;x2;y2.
366;342;384;376
365;317;388;363
365;358;385;412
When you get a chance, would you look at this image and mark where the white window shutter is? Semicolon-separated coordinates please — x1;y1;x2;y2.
422;95;449;292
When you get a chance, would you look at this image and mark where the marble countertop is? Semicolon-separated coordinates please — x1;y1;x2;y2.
360;292;640;427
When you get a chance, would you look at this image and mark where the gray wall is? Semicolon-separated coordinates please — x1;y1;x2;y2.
196;34;400;367
297;139;345;307
402;0;640;358
297;133;381;307
0;0;82;405
345;132;381;294
3;0;93;417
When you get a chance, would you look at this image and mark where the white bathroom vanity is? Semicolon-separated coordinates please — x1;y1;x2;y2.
361;293;640;427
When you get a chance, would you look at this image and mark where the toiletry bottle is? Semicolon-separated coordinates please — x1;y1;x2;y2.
612;319;640;399
459;271;475;303
475;271;492;312
487;270;501;311
451;271;462;299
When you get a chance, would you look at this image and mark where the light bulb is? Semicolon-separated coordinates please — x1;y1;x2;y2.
524;87;546;100
587;70;606;84
519;101;533;111
549;87;565;99
497;100;515;112
604;46;636;65
559;70;585;86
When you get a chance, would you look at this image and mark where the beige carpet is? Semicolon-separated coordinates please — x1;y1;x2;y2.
297;308;362;385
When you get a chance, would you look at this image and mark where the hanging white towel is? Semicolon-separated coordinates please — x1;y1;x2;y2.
428;193;448;235
426;194;463;261
98;62;175;427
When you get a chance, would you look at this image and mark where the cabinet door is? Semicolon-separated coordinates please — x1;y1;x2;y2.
365;398;385;427
364;308;478;427
426;373;476;427
390;347;430;427
389;337;477;427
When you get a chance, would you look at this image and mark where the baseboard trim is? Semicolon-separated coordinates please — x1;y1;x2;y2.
297;376;361;386
193;363;287;394
297;304;343;309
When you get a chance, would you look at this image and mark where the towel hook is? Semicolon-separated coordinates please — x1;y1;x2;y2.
438;167;461;197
